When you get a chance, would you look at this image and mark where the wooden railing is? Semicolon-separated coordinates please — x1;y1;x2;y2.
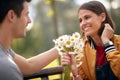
24;66;63;80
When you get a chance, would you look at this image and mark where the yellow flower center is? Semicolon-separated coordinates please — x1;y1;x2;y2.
60;38;63;41
66;40;70;45
75;35;78;38
71;38;74;41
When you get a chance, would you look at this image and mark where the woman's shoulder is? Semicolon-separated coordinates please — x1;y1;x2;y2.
114;34;120;37
113;34;120;40
113;35;120;49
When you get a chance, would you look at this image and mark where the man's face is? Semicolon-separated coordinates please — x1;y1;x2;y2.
12;1;31;38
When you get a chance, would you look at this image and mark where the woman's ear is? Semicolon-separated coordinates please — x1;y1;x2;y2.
7;10;17;23
100;12;106;22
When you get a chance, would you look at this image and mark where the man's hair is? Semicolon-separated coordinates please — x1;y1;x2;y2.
0;0;31;23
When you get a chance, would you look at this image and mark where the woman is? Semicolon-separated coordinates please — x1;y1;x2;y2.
61;1;120;80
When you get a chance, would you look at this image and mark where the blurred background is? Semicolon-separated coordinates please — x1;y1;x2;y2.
11;0;120;79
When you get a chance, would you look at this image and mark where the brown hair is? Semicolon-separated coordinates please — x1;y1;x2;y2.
78;1;115;37
0;0;31;23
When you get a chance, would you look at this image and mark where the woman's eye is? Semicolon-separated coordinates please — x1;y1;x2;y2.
85;16;90;20
79;19;82;23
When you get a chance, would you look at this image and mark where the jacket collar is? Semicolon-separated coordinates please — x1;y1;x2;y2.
84;36;96;49
84;35;115;50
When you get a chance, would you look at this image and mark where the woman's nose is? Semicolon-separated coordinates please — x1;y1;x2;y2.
80;20;87;27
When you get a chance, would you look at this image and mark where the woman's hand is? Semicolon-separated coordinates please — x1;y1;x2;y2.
101;23;114;44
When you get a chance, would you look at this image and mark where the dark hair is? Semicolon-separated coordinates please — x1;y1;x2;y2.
78;1;115;36
0;0;31;23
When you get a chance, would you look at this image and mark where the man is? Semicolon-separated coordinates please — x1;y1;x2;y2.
0;0;59;80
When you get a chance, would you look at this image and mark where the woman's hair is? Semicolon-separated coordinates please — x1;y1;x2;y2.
78;1;115;37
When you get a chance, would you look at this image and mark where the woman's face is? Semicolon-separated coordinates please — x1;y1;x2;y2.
78;9;105;37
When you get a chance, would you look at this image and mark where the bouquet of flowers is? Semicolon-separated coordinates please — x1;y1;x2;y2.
53;32;84;80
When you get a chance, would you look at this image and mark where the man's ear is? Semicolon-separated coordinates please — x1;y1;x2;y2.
7;10;17;23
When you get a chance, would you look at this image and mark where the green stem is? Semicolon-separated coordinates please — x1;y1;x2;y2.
63;65;71;80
